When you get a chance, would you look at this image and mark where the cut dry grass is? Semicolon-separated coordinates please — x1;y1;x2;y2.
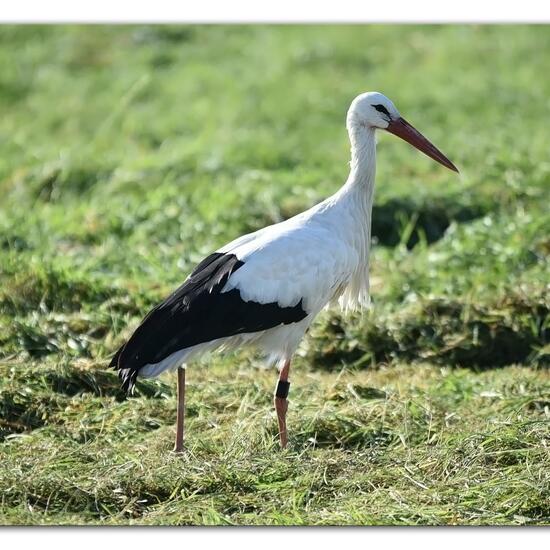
0;360;548;525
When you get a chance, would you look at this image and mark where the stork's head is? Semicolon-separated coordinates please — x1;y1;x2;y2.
347;91;458;172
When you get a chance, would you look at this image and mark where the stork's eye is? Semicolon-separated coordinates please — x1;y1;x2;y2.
373;104;390;117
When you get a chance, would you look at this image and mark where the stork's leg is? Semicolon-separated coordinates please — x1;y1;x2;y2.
274;360;291;449
173;367;186;453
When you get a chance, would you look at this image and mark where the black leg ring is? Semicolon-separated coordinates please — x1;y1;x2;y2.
275;380;290;399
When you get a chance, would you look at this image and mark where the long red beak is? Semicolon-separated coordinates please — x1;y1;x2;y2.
386;117;459;173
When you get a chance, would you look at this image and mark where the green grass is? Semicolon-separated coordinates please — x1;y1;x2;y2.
0;24;549;525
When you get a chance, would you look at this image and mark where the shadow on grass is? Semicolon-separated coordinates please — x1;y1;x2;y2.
0;362;170;441
42;365;170;401
0;391;49;441
308;293;550;370
371;195;488;249
293;419;396;450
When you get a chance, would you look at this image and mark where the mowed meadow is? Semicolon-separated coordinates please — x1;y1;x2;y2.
0;25;549;525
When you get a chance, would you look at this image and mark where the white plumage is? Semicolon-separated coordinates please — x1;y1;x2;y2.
139;93;381;378
112;91;458;450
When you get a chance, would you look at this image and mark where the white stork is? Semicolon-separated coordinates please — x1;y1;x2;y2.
110;92;458;451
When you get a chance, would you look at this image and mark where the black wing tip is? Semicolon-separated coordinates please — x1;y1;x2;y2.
109;346;122;370
119;368;138;395
109;344;138;395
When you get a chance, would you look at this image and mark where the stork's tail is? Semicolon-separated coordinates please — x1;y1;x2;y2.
109;345;138;395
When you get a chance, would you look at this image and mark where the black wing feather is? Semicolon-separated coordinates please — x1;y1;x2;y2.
110;252;307;393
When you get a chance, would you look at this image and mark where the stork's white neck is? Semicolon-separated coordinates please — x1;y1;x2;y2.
344;121;377;191
318;121;377;311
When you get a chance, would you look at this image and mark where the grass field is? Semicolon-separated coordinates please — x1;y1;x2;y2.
0;25;548;525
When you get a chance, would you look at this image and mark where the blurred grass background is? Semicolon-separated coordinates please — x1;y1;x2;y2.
0;25;548;525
